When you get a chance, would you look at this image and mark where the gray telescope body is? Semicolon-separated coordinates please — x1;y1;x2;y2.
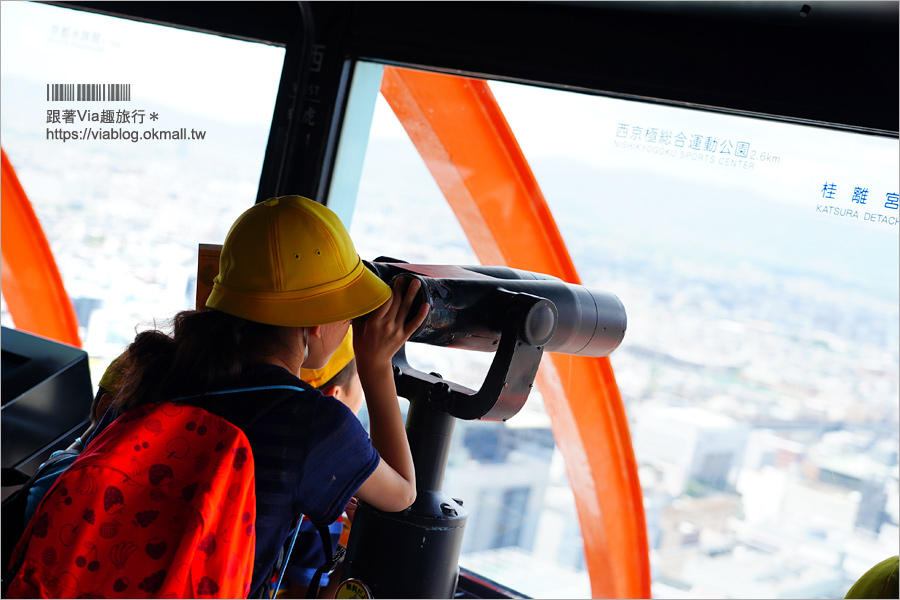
364;261;627;357
343;262;628;598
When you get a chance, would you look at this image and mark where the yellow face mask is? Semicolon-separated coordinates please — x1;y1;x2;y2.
300;327;354;389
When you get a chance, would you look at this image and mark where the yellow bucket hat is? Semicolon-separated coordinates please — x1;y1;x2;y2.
206;196;391;327
300;327;355;389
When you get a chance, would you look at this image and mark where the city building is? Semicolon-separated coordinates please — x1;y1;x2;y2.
633;406;751;497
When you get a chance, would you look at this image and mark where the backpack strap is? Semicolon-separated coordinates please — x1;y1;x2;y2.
169;383;307;430
270;513;304;599
305;522;346;599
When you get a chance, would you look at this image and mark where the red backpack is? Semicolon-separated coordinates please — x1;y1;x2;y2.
5;387;292;599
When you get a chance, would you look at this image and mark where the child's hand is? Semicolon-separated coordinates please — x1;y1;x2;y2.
353;278;429;371
351;278;425;512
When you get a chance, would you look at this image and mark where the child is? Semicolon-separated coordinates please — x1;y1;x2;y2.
280;329;362;598
7;196;426;598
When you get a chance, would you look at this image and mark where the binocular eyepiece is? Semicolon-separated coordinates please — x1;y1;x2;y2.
364;260;626;357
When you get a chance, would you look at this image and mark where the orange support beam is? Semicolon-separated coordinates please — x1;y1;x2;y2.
1;147;81;347
381;67;650;598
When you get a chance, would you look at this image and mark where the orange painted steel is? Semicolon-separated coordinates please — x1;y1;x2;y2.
381;67;650;598
1;147;81;347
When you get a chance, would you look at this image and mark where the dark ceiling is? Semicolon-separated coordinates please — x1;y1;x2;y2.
53;1;899;134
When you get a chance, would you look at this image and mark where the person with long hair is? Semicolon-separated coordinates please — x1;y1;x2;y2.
7;196;425;598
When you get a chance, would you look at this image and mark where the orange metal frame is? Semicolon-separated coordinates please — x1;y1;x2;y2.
1;147;81;347
381;67;651;598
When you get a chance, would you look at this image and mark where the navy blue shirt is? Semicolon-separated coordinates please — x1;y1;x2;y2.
230;365;380;595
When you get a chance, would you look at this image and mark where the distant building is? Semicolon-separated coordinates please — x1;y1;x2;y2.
530;449;588;572
445;418;554;556
808;454;895;535
673;545;843;599
71;296;102;330
656;493;742;550
743;430;806;471
633;406;750;497
447;416;591;576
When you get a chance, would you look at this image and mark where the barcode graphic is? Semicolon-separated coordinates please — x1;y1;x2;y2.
47;84;131;102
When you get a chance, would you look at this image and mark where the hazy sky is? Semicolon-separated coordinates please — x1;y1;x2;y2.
5;0;895;215
1;1;284;125
3;0;897;285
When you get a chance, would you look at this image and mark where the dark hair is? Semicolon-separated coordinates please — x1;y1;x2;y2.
317;357;357;391
110;309;297;413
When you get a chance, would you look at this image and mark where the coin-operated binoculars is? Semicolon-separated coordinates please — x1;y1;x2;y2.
337;260;627;598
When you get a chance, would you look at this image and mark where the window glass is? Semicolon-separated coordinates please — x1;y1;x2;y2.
492;78;898;598
350;92;590;598
348;66;898;599
0;2;284;382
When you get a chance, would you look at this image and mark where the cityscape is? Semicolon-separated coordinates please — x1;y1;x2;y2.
2;5;899;597
349;130;899;598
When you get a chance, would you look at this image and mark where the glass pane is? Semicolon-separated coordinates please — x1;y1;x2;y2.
349;93;592;598
1;2;284;383
345;63;898;599
490;80;898;598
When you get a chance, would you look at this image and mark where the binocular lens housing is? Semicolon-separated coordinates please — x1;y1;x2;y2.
366;262;626;358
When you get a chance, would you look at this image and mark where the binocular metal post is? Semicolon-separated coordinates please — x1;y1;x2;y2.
341;298;550;598
341;377;468;598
